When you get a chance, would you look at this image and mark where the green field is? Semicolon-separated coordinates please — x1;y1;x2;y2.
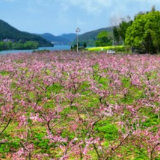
87;45;126;52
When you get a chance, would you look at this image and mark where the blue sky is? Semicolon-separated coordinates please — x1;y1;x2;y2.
0;0;160;35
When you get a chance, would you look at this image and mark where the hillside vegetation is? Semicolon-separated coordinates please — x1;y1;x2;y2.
76;26;113;46
0;19;52;47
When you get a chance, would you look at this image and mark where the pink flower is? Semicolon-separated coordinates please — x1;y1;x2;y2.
19;115;27;127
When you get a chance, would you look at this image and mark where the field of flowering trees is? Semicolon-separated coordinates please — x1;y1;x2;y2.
0;51;159;160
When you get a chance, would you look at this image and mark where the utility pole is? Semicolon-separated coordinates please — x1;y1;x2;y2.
76;27;80;53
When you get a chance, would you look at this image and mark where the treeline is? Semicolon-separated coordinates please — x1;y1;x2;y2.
113;6;160;54
0;41;39;51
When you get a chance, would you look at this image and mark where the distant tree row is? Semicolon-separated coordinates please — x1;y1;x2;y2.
113;6;160;54
71;42;87;50
0;41;39;51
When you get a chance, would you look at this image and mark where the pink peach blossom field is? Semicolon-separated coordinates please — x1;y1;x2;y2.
0;51;159;160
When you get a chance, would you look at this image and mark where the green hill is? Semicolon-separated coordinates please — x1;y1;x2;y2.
0;18;114;48
61;33;77;42
0;19;52;47
76;26;113;46
41;27;114;46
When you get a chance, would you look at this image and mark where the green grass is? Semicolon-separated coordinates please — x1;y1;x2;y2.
87;45;126;52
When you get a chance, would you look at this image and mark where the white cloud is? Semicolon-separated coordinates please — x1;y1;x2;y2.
65;0;160;15
59;0;113;14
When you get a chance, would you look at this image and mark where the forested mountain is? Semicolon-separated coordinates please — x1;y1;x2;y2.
40;33;76;45
41;28;114;46
76;27;113;46
0;19;52;47
61;33;77;42
0;18;114;47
